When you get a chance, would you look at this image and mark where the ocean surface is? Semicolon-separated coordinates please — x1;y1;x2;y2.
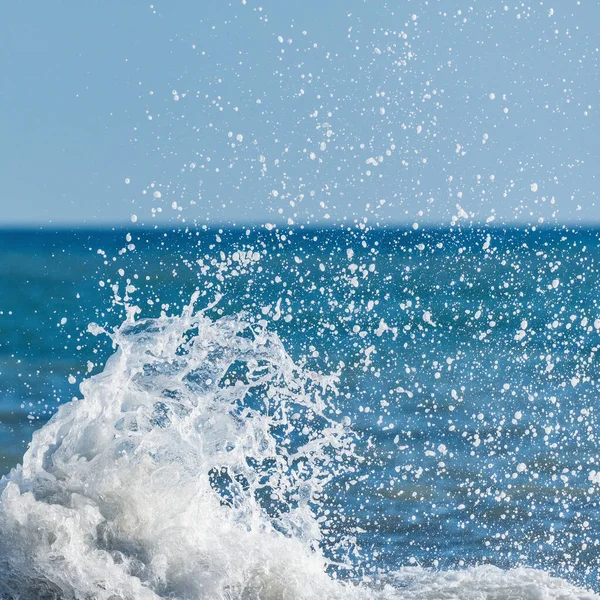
2;226;600;599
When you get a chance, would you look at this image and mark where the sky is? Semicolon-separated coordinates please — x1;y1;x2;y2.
1;0;598;227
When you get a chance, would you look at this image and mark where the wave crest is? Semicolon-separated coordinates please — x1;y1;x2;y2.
1;299;598;600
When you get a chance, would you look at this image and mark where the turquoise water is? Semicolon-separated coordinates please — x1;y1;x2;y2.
2;226;600;594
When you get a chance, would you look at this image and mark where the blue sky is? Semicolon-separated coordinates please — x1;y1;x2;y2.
1;0;598;227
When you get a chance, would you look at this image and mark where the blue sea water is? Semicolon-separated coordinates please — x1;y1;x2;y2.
2;225;600;596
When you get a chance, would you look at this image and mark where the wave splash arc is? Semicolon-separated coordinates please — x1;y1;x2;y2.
0;298;597;600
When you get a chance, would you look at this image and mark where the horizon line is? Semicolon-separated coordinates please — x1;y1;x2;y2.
2;221;600;233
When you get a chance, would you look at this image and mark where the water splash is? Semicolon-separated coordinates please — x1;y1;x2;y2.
0;296;356;598
0;297;598;599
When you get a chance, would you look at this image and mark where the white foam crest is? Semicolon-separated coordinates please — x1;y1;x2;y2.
0;301;598;600
0;302;362;599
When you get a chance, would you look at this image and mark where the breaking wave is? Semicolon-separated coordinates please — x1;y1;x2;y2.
0;295;597;600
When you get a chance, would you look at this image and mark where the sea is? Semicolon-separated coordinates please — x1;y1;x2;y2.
1;225;600;599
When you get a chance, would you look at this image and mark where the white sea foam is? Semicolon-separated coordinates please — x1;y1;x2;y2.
388;566;598;600
0;297;598;599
